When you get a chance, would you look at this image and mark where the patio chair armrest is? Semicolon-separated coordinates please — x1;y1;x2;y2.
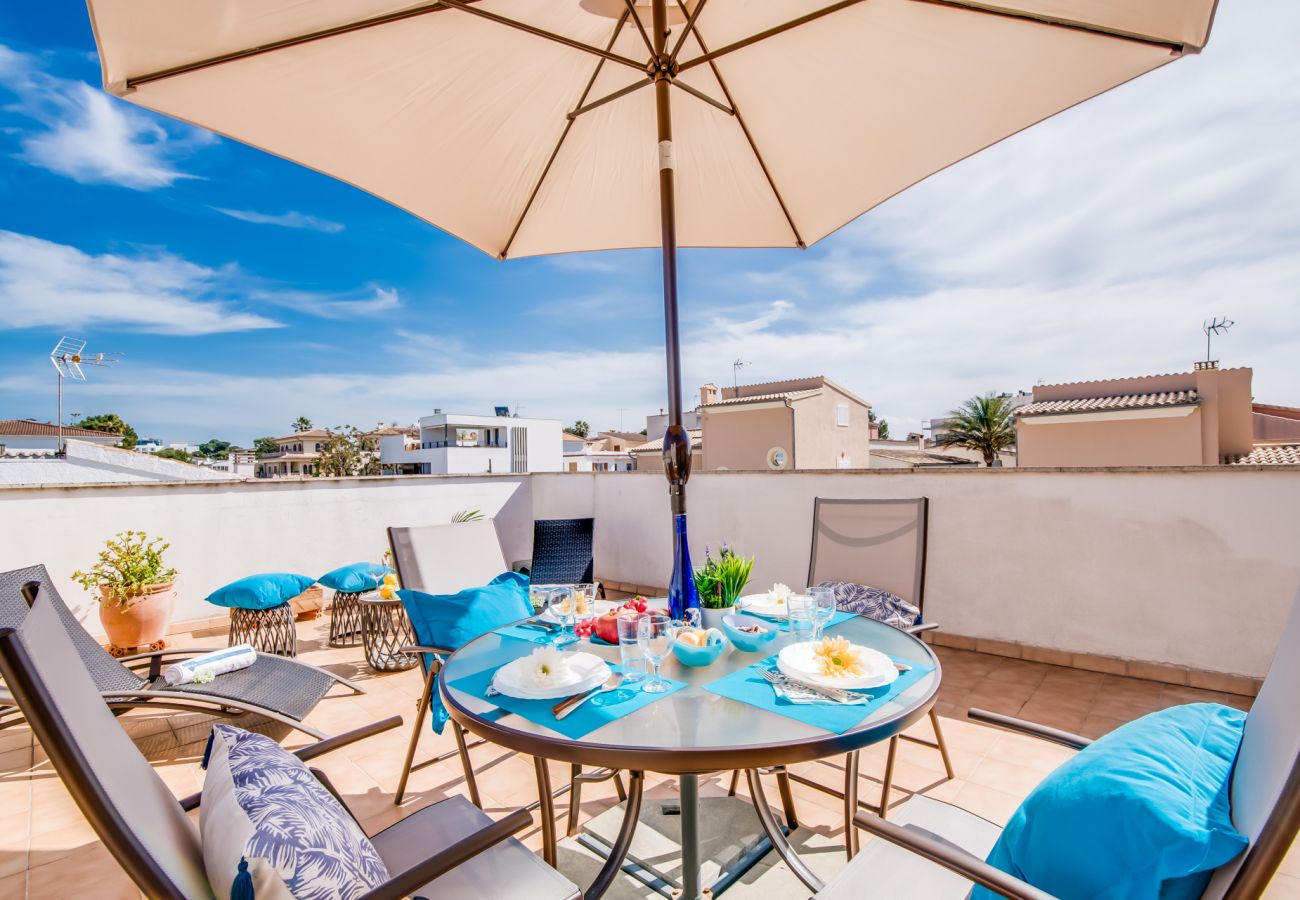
850;811;1057;900
176;716;404;812
967;708;1091;751
400;644;455;657
118;646;227;664
359;807;534;900
906;622;940;635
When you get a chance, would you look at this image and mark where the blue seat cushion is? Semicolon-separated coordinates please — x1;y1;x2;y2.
206;573;316;610
974;703;1248;900
398;571;531;733
317;562;393;594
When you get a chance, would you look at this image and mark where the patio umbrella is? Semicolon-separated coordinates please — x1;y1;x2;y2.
85;0;1218;618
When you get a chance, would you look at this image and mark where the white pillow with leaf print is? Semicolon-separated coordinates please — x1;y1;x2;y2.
200;723;389;899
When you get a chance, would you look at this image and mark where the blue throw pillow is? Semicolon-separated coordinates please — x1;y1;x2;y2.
200;723;389;898
974;703;1248;900
206;573;316;610
318;562;393;594
398;571;531;733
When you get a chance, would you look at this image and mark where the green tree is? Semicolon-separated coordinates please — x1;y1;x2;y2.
936;394;1017;466
198;439;231;458
292;416;314;433
878;419;891;440
253;437;279;457
315;426;381;477
570;420;589;438
155;447;193;462
77;413;138;449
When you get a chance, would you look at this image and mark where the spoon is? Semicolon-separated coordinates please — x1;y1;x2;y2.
552;672;625;720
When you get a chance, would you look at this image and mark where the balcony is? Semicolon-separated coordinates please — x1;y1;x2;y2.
1;466;1298;896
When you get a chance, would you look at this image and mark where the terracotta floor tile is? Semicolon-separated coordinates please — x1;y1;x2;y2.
984;733;1074;775
0;870;24;898
26;843;139;900
1080;714;1130;740
949;781;1025;827
967;756;1049;798
1265;874;1300;900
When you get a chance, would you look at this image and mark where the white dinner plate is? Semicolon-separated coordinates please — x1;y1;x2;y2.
737;592;793;619
536;595;614;624
776;641;899;690
492;651;610;700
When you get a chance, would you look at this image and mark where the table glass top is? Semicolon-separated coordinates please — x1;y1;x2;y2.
441;613;940;753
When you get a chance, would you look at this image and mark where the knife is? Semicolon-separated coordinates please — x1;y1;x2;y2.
552;673;625;719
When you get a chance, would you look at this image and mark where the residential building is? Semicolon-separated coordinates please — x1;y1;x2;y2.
697;376;873;471
255;428;331;478
379;411;561;474
134;437;164;453
0;419;120;452
0;438;240;486
645;408;701;442
375;427;422;475
562;431;636;472
630;429;702;473
201;448;257;478
868;437;978;468
1015;362;1258;467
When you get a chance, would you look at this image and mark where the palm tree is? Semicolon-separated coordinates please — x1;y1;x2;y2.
292;416;313;433
936;394;1016;466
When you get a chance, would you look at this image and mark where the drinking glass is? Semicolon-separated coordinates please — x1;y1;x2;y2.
787;593;816;640
809;586;837;640
528;584;554;615
548;586;579;646
637;614;676;693
616;614;647;683
571;583;596;619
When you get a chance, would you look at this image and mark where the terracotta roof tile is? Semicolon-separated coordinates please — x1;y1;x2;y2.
703;389;821;407
631;430;702;453
0;419;119;438
1016;390;1198;417
1224;444;1300;466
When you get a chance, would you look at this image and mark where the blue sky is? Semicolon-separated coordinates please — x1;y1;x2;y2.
1;1;1297;446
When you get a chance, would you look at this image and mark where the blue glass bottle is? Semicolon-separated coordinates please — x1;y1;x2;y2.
667;512;701;622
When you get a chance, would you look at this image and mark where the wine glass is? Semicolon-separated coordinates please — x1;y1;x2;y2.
637;614;676;693
548;586;579;646
808;586;837;640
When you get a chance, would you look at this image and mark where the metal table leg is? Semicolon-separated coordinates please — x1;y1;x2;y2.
745;769;825;893
681;773;701;900
586;770;645;900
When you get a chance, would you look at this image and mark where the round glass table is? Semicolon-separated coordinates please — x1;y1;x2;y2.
441;613;941;899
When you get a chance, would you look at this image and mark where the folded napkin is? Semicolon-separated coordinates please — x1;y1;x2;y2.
163;644;257;686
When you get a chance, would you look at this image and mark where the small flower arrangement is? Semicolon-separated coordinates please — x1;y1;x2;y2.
522;646;570;688
813;636;867;679
693;543;754;610
72;530;177;611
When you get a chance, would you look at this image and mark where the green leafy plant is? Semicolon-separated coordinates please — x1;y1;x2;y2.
451;509;485;523
72;531;177;610
936;393;1017;466
694;544;754;610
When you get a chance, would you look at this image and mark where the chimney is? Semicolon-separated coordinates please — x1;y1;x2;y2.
700;383;720;406
917;434;926;450
1194;360;1219;371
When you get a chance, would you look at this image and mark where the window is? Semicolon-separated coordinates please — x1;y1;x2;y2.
836;403;850;427
766;446;789;470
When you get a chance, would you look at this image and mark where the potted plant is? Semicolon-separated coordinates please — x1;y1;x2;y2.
693;544;754;630
72;530;178;653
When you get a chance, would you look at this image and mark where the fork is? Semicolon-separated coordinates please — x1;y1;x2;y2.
758;668;868;704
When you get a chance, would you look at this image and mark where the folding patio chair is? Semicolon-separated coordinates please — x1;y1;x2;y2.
389;519;623;858
528;517;603;597
0;564;363;740
0;580;580;900
727;497;954;851
811;586;1300;899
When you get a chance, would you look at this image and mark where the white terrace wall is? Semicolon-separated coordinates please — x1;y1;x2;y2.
0;474;536;626
533;468;1300;679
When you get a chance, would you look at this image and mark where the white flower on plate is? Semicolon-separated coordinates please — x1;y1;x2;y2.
521;646;571;688
769;583;793;606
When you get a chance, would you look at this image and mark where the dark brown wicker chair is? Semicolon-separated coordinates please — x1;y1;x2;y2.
0;581;581;900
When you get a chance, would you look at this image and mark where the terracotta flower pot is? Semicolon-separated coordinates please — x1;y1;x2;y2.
99;581;175;650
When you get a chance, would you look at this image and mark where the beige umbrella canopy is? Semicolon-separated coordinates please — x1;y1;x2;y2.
85;0;1217;634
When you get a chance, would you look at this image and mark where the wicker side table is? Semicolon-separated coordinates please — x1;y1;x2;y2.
228;604;297;657
329;590;366;647
359;594;418;672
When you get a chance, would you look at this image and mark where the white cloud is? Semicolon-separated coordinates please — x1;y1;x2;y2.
0;44;207;188
0;230;280;335
211;207;345;233
253;285;401;319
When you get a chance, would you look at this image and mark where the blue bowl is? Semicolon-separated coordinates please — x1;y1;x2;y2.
721;613;779;652
671;629;727;667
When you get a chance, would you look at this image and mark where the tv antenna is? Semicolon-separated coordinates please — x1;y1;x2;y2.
732;357;750;389
50;337;122;454
1202;317;1234;362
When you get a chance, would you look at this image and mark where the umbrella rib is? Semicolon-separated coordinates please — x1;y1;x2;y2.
670;81;734;116
907;0;1187;52
676;0;870;73
621;0;657;58
668;0;710;64
677;2;805;248
437;0;647;71
500;10;634;259
568;79;654;120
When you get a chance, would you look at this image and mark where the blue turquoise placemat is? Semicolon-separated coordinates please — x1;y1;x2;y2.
496;623;562;644
703;655;934;735
448;664;686;740
738;608;856;633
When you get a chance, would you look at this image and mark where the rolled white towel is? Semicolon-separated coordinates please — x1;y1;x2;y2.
163;644;257;686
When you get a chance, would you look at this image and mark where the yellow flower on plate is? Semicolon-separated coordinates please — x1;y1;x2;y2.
813;636;867;678
382;572;398;587
379;584;397;600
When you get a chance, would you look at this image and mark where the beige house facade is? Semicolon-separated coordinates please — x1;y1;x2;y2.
1016;364;1255;467
697;376;872;471
255;428;330;477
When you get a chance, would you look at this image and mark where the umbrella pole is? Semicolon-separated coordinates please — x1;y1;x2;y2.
652;0;700;624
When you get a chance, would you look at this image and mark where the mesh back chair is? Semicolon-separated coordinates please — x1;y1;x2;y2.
0;564;362;741
807;498;954;854
812;587;1300;899
0;582;580;900
388;520;622;864
530;517;601;597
